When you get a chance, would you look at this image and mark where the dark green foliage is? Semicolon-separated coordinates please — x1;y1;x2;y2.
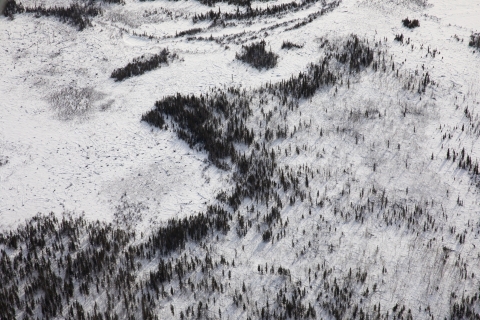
197;0;252;6
402;18;419;29
334;35;374;72
0;207;232;319
469;33;480;49
0;157;8;167
111;49;175;81
192;0;339;22
271;35;373;100
150;206;230;255
281;41;303;49
98;0;125;4
451;294;480;319
142;91;253;167
236;40;278;70
262;229;271;241
137;0;263;5
445;147;480;176
22;3;101;30
394;34;404;43
3;0;23;17
176;28;202;37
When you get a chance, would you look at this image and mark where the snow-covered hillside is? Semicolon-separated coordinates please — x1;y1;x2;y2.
1;0;480;318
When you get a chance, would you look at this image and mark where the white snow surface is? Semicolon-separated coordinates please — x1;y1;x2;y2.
1;0;480;318
2;0;478;229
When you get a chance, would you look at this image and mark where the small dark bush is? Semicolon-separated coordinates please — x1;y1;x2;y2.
236;40;278;70
262;229;272;241
402;18;419;29
469;33;480;49
394;34;404;43
0;156;8;166
3;0;24;17
281;41;303;49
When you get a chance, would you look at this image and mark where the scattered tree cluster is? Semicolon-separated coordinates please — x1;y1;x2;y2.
236;40;279;70
402;18;420;29
394;33;404;43
445;146;479;176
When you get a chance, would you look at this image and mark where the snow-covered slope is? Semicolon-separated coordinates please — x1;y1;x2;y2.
1;0;480;318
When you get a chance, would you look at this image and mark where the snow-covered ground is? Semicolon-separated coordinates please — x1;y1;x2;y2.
1;0;480;318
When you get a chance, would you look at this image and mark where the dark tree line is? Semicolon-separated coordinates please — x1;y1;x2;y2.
281;41;303;49
192;0;339;22
184;4;338;45
175;28;202;37
3;0;124;27
197;0;253;7
111;49;176;81
139;0;254;5
284;6;337;31
236;40;278;70
3;0;101;30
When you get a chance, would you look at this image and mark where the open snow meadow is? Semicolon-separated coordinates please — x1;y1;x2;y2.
1;0;480;318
